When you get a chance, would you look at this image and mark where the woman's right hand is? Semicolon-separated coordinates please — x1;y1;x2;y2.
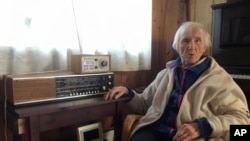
103;86;128;100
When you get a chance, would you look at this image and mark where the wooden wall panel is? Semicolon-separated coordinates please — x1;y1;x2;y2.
163;0;179;63
121;71;150;88
188;0;225;55
151;0;179;80
151;0;167;78
114;71;150;89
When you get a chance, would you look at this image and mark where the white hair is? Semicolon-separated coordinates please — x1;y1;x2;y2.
172;22;212;52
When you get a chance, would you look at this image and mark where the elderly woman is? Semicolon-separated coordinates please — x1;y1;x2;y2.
104;21;250;141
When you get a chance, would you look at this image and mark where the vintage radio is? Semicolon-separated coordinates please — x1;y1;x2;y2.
4;71;114;106
71;54;111;74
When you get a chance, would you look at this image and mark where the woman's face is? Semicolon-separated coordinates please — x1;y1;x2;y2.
178;28;206;67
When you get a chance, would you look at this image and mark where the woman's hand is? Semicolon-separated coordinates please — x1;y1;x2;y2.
103;86;128;100
173;122;200;141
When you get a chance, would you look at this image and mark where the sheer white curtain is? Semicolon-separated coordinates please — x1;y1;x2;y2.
74;0;152;71
0;0;152;78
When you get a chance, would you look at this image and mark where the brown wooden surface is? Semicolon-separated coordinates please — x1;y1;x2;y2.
3;96;129;141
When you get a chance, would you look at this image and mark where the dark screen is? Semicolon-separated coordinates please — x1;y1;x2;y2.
83;128;99;141
212;2;250;71
220;6;250;47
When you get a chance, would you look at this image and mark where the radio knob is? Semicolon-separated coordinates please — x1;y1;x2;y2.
102;86;107;91
100;60;108;67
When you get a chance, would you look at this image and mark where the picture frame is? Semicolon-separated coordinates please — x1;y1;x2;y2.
77;122;104;141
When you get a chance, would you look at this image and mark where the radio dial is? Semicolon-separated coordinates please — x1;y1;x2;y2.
100;60;108;67
102;86;107;91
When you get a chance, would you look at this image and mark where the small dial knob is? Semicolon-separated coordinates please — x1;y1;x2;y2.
102;86;107;91
100;60;108;67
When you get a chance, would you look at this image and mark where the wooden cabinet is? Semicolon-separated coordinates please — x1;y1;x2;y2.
1;97;129;141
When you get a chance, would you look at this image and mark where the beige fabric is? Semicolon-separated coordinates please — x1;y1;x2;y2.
126;56;250;140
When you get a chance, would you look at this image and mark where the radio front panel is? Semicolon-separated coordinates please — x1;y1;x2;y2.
55;73;113;98
5;72;114;106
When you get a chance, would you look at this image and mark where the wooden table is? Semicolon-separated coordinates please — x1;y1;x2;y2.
4;96;129;141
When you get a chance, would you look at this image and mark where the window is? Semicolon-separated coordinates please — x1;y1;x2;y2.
0;0;152;77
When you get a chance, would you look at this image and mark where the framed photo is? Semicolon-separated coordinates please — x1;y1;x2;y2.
77;122;104;141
